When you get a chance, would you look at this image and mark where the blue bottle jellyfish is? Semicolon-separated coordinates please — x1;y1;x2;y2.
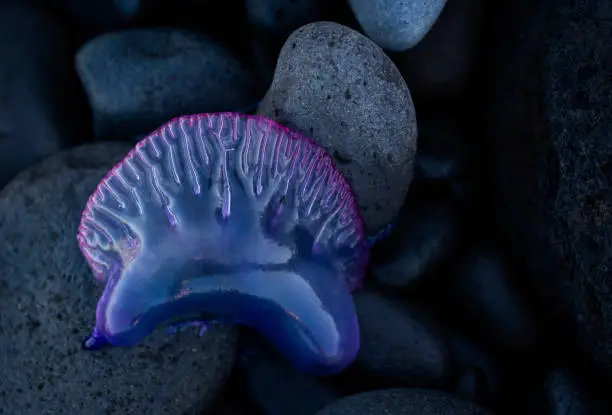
77;113;370;375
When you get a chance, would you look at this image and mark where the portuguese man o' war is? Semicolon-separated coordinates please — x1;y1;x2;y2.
77;112;371;375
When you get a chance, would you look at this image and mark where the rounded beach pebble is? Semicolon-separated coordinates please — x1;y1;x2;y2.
315;388;493;415
350;288;450;387
0;144;238;414
348;0;448;51
258;21;417;234
76;28;260;140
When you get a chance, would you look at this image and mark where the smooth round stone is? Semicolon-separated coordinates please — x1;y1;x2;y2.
395;0;484;98
0;0;87;190
487;0;612;374
348;0;447;51
315;388;493;415
0;144;238;414
258;21;417;234
76;28;260;141
349;288;450;387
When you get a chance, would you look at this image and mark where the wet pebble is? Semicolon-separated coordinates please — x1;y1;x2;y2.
348;0;447;51
372;185;460;288
0;144;238;415
76;28;260;141
0;0;87;190
348;288;451;388
315;388;493;415
395;0;484;98
258;21;417;234
241;351;339;415
447;248;538;352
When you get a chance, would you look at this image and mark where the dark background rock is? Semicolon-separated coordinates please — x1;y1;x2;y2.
485;0;612;384
340;287;451;390
394;0;485;99
372;182;460;289
239;351;339;415
258;21;417;234
545;368;603;414
0;0;89;190
0;144;238;414
315;388;493;415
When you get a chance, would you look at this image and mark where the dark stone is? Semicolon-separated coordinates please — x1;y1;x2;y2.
347;288;451;388
545;368;603;415
0;144;238;414
414;117;470;181
76;28;260;141
372;186;459;288
487;0;612;374
447;248;538;352
0;0;88;190
258;21;417;234
241;351;338;415
315;388;493;415
395;0;485;99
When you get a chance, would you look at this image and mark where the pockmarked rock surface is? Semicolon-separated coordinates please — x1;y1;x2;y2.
258;21;417;234
0;0;87;190
76;28;260;140
0;144;238;414
350;288;450;388
487;0;612;374
348;0;448;51
315;388;493;415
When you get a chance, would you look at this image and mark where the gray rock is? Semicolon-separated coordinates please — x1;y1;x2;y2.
348;0;447;51
349;288;450;388
0;0;87;190
395;0;484;98
0;144;238;415
76;28;260;141
487;0;612;374
315;388;493;415
258;21;417;234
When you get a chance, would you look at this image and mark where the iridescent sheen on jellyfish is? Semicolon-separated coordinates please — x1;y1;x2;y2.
77;112;370;375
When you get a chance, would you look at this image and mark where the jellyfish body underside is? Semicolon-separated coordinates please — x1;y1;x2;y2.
78;113;368;375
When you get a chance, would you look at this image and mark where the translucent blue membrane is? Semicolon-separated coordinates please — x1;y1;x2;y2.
77;113;369;375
